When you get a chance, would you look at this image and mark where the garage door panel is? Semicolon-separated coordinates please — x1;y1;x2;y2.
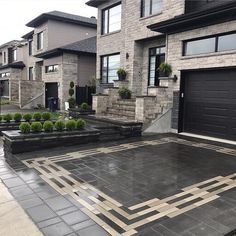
183;69;236;140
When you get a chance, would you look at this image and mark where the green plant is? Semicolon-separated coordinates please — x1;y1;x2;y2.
42;112;51;121
0;115;2;122
23;113;32;122
118;87;132;99
158;62;172;77
19;122;31;134
68;97;76;108
31;122;42;133
66;120;76;131
13;113;22;122
3;114;12;122
117;68;127;80
70;81;75;88
33;112;42;121
43;121;54;132
69;88;74;97
54;120;65;132
76;119;86;130
80;102;89;110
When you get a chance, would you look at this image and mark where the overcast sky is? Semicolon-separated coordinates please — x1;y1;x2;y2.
0;0;97;45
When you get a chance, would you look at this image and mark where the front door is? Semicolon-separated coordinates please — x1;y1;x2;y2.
45;83;58;108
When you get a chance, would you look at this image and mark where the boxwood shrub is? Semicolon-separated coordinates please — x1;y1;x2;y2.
3;114;12;122
54;120;65;132
76;119;86;130
80;102;89;110
19;122;31;134
13;113;22;122
66;120;76;131
33;112;42;121
43;121;54;132
31;122;42;133
23;113;32;122
42;112;51;121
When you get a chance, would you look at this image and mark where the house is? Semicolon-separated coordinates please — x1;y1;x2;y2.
86;0;236;141
0;11;97;110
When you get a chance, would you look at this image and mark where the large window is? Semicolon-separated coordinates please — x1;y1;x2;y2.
148;46;165;86
184;32;236;56
141;0;163;18
29;67;33;80
29;40;33;56
13;49;17;61
101;54;120;83
37;32;43;50
102;3;121;35
45;65;59;73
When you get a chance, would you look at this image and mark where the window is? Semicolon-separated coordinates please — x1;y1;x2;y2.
29;41;33;56
13;49;17;61
101;54;120;83
37;32;43;50
102;3;121;35
3;52;6;64
141;0;163;17
29;67;33;80
0;72;10;78
148;46;165;86
45;65;59;73
184;31;236;56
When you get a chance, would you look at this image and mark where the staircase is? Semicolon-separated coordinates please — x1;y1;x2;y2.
106;99;136;120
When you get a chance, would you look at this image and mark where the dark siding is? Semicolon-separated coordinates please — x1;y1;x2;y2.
171;91;180;130
185;0;236;13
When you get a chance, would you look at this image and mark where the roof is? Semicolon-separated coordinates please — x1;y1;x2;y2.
26;11;97;28
86;0;107;7
0;40;21;50
35;36;97;59
0;61;25;70
22;31;34;40
148;1;236;34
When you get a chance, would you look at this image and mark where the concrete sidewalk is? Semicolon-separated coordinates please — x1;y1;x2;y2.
0;179;43;236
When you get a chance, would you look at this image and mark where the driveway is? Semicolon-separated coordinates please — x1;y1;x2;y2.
1;134;236;235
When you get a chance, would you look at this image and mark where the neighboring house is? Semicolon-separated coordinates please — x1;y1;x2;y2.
87;0;236;141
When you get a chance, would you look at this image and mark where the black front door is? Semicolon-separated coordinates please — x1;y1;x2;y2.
181;69;236;140
45;83;58;108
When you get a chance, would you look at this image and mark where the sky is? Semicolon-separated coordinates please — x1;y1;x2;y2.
0;0;97;45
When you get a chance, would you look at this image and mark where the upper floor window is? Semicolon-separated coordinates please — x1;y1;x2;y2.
101;53;120;83
141;0;163;18
45;65;59;73
29;40;33;56
37;32;43;50
3;52;6;64
183;31;236;56
0;72;10;78
102;3;121;35
13;49;17;61
29;67;33;80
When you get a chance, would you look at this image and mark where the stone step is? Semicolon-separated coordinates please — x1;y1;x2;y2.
107;108;135;116
108;106;135;112
106;111;135;119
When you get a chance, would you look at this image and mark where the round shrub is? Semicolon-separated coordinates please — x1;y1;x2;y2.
118;87;132;99
23;113;32;122
66;120;76;131
54;120;65;132
13;113;22;122
31;122;42;133
43;121;53;132
33;112;42;121
0;115;3;122
80;102;89;110
76;119;86;130
42;112;51;121
3;114;12;122
68;97;76;108
70;81;75;88
69;88;74;97
19;122;31;134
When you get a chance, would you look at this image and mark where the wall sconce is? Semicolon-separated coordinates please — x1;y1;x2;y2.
126;53;129;59
173;75;178;82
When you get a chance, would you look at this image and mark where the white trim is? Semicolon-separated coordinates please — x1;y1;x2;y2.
180;132;236;146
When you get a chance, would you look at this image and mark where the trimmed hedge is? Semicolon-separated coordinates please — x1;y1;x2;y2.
43;121;54;132
19;122;31;134
76;119;86;130
14;113;22;122
3;114;12;122
42;112;51;121
31;122;42;133
54;120;65;132
66;120;76;131
23;113;32;122
33;112;42;121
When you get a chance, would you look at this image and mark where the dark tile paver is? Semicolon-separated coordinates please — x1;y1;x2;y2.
45;195;73;211
77;224;109;236
61;210;90;226
189;223;222;236
41;222;73;236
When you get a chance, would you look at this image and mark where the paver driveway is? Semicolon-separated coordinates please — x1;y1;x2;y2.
1;134;236;236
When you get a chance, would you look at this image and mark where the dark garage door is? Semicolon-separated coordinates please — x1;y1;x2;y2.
183;69;236;140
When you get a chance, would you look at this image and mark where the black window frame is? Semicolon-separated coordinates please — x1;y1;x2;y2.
29;40;33;56
141;0;163;18
148;46;166;86
45;64;59;73
100;53;120;84
101;2;122;35
29;67;33;81
37;32;43;50
183;30;236;56
3;52;6;64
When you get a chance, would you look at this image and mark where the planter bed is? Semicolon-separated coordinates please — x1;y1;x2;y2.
3;127;100;155
68;108;95;118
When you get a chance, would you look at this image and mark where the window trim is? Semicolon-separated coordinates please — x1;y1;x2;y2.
37;32;43;50
183;30;236;56
100;52;120;84
141;0;163;18
101;2;121;35
29;40;33;56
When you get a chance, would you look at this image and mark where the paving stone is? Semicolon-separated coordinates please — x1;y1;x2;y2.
61;210;90;226
19;196;43;209
3;177;25;188
26;204;57;222
36;188;59;200
56;206;78;216
77;224;109;236
10;185;34;199
188;223;222;236
37;217;62;228
152;224;179;236
45;195;73;211
213;210;236;228
71;219;95;231
41;222;73;236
